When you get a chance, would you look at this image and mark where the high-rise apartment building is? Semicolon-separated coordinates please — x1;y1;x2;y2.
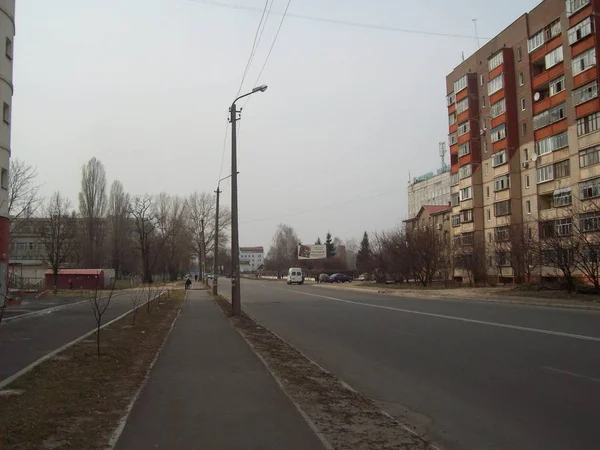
446;0;600;281
0;1;15;296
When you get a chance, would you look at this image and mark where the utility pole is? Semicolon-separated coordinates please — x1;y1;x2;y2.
229;85;268;316
213;187;221;296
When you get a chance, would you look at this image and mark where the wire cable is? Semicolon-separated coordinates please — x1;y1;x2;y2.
236;0;269;97
190;0;490;40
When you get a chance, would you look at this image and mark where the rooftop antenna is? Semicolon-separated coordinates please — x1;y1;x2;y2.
461;51;465;61
408;170;411;184
439;142;447;170
472;18;480;50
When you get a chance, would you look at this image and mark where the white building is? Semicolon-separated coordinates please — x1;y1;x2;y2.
0;1;15;296
407;168;451;219
239;247;264;273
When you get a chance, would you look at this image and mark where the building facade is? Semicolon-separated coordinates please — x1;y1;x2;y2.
0;0;14;296
446;0;600;282
239;246;264;273
407;168;451;218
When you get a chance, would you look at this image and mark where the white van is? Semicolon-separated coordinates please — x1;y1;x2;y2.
287;268;304;285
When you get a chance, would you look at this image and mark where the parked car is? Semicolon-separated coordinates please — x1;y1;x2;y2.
329;273;353;283
357;273;368;281
318;273;330;283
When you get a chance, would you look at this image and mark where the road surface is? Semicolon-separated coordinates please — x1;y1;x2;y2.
219;279;600;450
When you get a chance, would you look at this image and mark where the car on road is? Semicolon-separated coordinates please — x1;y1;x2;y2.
287;268;304;285
357;273;369;281
328;273;352;283
318;273;330;283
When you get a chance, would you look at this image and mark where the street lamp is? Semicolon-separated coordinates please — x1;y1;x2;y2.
213;172;237;296
230;85;268;316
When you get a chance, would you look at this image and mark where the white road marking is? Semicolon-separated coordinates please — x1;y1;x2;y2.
543;366;600;383
263;286;600;343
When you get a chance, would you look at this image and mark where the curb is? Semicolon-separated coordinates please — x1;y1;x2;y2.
106;292;185;449
0;291;166;390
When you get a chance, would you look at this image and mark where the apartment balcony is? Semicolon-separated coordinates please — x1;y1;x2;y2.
495;215;512;227
532;61;564;91
534;119;568;142
533;89;566;115
574;66;598;90
492;188;511;203
537;180;556;195
460;222;475;233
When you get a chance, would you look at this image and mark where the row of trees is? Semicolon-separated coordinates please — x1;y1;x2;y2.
9;157;231;286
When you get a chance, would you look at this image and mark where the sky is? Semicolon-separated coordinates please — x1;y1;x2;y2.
12;0;542;250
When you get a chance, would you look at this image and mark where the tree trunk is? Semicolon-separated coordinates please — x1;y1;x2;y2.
96;320;101;357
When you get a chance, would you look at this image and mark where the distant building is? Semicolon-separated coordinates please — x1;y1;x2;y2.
239;246;264;272
407;168;451;219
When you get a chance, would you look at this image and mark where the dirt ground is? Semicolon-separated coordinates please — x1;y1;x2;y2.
215;295;435;450
0;290;185;450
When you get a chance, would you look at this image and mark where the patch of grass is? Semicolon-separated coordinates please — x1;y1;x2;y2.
0;289;186;450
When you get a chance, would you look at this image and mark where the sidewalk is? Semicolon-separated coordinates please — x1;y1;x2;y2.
114;285;326;450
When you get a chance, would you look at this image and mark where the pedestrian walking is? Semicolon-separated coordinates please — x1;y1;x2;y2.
185;277;192;290
195;274;198;282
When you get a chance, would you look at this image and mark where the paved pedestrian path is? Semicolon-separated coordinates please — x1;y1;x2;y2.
114;286;326;450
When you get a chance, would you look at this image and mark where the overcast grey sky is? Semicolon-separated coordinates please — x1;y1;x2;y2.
12;0;541;248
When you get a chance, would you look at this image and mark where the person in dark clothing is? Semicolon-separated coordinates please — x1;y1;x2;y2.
194;274;198;282
185;277;192;290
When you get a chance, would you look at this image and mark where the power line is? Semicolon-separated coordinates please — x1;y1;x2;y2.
189;0;490;40
240;186;406;224
236;0;269;97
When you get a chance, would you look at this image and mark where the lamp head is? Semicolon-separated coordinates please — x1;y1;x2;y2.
252;84;268;93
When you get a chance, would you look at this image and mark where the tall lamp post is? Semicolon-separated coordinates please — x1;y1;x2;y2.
230;85;268;316
213;172;236;296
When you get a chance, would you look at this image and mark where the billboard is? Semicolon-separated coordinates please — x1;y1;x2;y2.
298;244;327;260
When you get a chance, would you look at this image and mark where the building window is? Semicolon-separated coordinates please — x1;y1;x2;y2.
555;218;572;236
492;149;508;167
488;52;503;71
535;131;568;156
549;75;565;96
450;172;459;186
483;140;488;153
447;92;456;106
485;163;489;176
460;186;472;201
458;142;470;157
526;200;531;214
5;37;12;60
487;209;491;221
449;112;457;126
486;185;490;198
2;102;9;124
449;132;458;146
573;48;596;76
0;168;7;190
545;46;564;69
454;75;468;93
526;174;530;188
528;30;545;53
537;164;555;183
553;188;573;207
456;97;469;114
459;164;472;179
522;122;527;136
490;124;506;143
490;99;506;118
569;17;593;45
480;74;484;86
573;81;598;106
482;96;486;108
533;102;567;130
524;148;529;161
577;111;600;136
451;214;461;227
554;159;570;179
518;47;523;62
495;226;510;242
494;200;511;217
580;211;600;232
521;97;526;111
451;193;460;206
488;74;504;95
494;174;510;192
488;232;492;244
461;209;473;223
519;72;524;86
580;144;600;167
580;177;600;200
567;0;591;17
457;120;470;136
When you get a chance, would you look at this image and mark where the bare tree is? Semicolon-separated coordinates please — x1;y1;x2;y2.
538;217;579;293
90;280;116;357
407;228;442;286
130;195;158;284
509;222;538;283
108;180;130;279
453;234;487;285
155;193;188;281
7;159;43;239
344;238;359;270
264;224;299;278
130;287;144;326
78;157;108;268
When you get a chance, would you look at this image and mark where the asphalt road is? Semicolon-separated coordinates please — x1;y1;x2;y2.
219;279;600;450
0;290;143;383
